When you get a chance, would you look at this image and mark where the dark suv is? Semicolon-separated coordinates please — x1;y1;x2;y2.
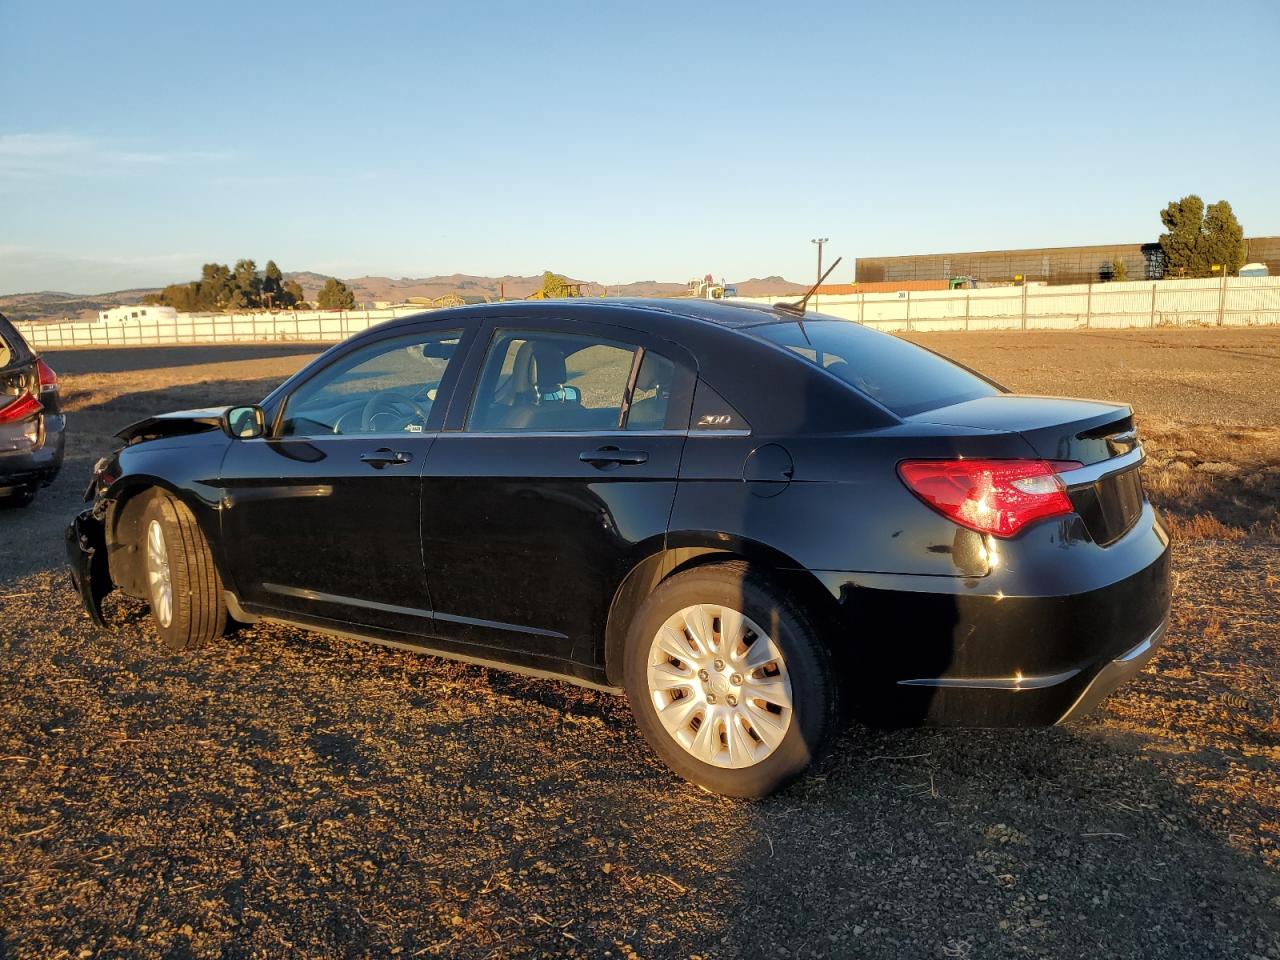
0;313;64;507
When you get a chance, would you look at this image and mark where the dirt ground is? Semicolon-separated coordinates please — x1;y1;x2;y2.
1;328;1277;959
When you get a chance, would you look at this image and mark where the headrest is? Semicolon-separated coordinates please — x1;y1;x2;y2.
531;343;568;392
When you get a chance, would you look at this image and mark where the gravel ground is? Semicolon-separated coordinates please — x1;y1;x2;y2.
2;330;1278;959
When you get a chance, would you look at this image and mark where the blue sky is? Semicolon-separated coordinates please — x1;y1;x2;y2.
2;0;1277;294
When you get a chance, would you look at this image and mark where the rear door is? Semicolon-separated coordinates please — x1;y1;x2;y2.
219;321;474;633
420;318;695;664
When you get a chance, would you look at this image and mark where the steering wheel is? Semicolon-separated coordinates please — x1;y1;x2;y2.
360;392;432;432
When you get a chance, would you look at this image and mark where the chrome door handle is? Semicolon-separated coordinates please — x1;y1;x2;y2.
360;448;413;468
579;446;649;468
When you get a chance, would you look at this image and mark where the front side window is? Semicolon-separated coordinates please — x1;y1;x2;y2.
468;330;672;432
279;329;462;436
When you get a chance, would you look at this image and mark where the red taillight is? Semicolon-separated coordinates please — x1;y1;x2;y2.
0;391;43;424
897;459;1083;538
36;358;59;393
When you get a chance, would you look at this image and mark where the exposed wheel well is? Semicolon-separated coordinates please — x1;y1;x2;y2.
104;483;231;601
602;544;842;687
105;484;164;599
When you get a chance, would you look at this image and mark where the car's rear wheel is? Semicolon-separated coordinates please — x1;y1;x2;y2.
141;492;227;652
623;562;839;797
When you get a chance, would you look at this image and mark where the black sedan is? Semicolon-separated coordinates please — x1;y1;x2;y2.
67;299;1171;796
1;312;64;507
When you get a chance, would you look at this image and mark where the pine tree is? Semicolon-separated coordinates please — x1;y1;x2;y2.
317;277;355;310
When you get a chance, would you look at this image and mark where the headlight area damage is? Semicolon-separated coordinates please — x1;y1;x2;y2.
66;409;230;626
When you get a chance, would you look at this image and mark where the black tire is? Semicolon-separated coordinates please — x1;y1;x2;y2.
140;492;227;652
622;561;840;797
0;484;37;509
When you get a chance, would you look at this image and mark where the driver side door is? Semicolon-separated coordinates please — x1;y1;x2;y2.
219;323;472;636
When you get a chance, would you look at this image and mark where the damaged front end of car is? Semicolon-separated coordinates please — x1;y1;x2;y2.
65;455;119;626
65;408;239;627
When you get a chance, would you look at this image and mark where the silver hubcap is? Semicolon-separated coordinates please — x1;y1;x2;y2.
646;603;794;769
145;519;173;628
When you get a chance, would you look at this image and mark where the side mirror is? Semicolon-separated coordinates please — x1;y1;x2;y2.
224;405;266;439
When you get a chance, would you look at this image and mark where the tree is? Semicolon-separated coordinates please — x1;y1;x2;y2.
142;258;303;312
282;279;306;309
1203;200;1246;277
538;270;573;298
226;258;262;310
262;260;285;308
316;277;355;310
144;282;200;311
1159;195;1246;277
1109;259;1128;282
198;263;233;310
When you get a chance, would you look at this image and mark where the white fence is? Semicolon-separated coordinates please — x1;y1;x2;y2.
741;275;1280;332
14;306;430;349
14;276;1280;348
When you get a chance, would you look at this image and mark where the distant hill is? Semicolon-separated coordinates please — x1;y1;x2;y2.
1;272;807;324
0;288;161;325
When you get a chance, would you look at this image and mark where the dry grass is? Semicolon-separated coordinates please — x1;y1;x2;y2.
1;332;1276;958
1137;417;1280;541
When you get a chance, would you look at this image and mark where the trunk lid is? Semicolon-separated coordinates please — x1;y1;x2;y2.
909;395;1145;546
907;395;1134;464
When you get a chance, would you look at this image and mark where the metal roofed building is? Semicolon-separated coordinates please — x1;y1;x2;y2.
856;237;1280;286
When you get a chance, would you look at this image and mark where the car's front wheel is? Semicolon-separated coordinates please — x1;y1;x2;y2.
623;562;839;797
141;492;228;652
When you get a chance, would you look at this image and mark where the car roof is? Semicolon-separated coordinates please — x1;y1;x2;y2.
419;296;789;330
279;297;900;434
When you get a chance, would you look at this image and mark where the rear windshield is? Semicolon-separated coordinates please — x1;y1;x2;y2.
0;314;28;369
746;319;999;417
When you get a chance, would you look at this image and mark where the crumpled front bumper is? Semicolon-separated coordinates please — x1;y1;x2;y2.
66;509;111;627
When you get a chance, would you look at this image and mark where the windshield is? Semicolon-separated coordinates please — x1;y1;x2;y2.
747;319;1000;418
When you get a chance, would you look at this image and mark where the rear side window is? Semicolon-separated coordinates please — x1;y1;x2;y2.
469;331;637;432
746;320;998;417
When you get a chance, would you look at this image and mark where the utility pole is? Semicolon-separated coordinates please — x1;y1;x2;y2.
810;238;829;286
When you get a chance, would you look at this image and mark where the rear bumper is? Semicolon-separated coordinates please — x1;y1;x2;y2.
0;412;66;489
818;503;1173;727
1055;619;1166;724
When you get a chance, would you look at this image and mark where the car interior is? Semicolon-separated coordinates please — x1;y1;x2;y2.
471;335;674;433
280;337;458;437
474;338;619;432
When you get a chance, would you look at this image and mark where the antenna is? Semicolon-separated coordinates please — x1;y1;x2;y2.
775;256;843;317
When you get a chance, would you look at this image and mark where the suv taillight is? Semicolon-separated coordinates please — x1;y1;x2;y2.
36;358;59;393
897;459;1082;538
0;391;42;424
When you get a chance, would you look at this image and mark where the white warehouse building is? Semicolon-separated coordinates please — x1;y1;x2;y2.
98;305;177;324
